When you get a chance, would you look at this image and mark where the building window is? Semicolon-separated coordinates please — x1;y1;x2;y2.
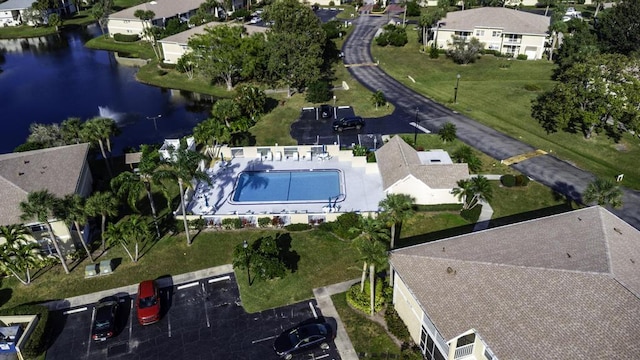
475;30;484;36
492;31;501;37
421;327;446;360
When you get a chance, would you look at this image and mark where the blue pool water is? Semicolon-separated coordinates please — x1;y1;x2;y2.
232;170;342;202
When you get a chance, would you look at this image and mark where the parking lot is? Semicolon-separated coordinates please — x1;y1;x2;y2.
45;274;340;360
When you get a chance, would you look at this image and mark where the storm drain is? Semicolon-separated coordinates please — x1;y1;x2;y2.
107;342;129;357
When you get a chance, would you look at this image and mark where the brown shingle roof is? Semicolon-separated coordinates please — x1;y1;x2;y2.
0;144;90;225
437;7;551;35
376;136;468;190
390;207;640;359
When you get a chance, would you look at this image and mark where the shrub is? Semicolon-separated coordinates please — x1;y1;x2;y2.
376;25;408;47
405;0;420;16
333;212;362;239
523;83;541;92
500;174;516;187
329;0;335;5
0;305;49;357
306;80;332;103
499;62;511;69
189;218;206;231
516;54;528;60
222;217;243;230
429;45;439;59
460;204;482;223
384;306;411;342
232;8;250;20
258;217;271;228
346;279;385;314
113;33;139;42
352;144;368;157
515;174;530;186
317;221;334;233
284;223;312;231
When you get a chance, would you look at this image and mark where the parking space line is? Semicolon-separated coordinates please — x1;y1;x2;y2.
63;307;87;315
177;281;199;290
251;335;277;344
166;291;172;337
208;275;230;283
309;301;318;319
201;283;211;328
315;354;330;359
128;298;133;342
87;307;96;358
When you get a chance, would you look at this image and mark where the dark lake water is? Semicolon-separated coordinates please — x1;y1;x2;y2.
0;24;213;155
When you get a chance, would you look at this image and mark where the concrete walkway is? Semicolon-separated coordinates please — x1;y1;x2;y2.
313;279;360;360
42;264;233;311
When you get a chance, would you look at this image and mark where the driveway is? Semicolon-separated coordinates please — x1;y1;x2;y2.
45;273;341;360
331;13;640;230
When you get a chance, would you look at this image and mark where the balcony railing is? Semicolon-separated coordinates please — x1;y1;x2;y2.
454;343;474;359
504;38;521;44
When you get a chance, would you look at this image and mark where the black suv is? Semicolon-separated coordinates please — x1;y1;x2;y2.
319;104;333;119
333;116;364;132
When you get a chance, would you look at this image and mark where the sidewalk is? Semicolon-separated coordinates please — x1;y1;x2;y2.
470;174;499;231
313;279;360;360
42;264;233;311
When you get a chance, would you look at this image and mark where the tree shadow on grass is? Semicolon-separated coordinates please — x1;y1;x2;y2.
275;233;300;273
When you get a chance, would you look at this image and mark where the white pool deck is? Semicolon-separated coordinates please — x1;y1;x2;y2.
184;154;385;224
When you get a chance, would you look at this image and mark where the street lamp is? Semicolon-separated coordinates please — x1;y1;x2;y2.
413;107;419;147
243;240;251;286
146;114;162;131
454;74;461;104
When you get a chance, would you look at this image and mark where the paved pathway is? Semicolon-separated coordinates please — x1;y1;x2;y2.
342;14;640;230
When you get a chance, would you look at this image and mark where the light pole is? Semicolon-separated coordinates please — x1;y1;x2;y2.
454;74;461;104
413;107;419;147
146;114;162;131
243;240;251;286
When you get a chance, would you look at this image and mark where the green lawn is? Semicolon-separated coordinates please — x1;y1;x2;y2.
371;26;640;190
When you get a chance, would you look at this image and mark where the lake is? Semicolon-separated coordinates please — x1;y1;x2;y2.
0;24;212;155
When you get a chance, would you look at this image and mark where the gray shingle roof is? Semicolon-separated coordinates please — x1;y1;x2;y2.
0;144;90;226
390;206;640;359
0;0;34;11
437;7;551;35
376;136;468;190
158;22;267;45
109;0;205;20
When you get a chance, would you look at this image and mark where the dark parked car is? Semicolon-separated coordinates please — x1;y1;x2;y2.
332;116;364;132
136;280;161;325
273;321;334;359
92;296;119;341
319;104;333;119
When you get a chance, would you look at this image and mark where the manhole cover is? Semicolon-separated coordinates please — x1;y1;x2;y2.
107;343;128;357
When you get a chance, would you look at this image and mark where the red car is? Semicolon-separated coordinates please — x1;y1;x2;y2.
136;280;161;325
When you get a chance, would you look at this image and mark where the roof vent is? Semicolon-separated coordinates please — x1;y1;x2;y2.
24;160;30;164
614;228;623;235
566;253;571;258
18;172;24;176
446;266;456;275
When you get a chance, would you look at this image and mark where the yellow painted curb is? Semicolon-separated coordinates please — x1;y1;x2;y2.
501;149;548;166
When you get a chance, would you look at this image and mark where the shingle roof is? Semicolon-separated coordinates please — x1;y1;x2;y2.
375;136;468;190
390;206;640;359
109;0;205;20
158;22;267;45
437;7;551;35
0;0;34;11
0;144;90;226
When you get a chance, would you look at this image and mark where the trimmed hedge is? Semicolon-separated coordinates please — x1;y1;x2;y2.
346;279;385;314
222;217;243;230
0;305;49;357
258;217;271;228
333;212;361;240
284;223;312;231
113;33;139;42
500;174;516;187
384;306;411;342
515;174;530;186
415;203;463;212
461;204;482;223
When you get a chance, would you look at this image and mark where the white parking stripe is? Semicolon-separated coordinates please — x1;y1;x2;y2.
201;283;210;328
208;275;230;283
63;307;87;315
167;291;172;338
251;335;277;344
87;307;96;357
309;301;318;319
128;298;134;341
177;281;199;290
315;355;330;359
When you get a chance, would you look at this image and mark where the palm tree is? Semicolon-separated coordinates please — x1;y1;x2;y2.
85;191;119;251
111;145;163;238
583;178;623;209
0;225;43;285
105;216;151;262
378;193;415;249
438;122;457;143
55;194;94;263
134;9;161;59
451;175;493;210
60;117;83;145
19;190;69;274
156;142;209;246
370;90;386;110
81;117;120;178
193;119;230;160
351;216;389;315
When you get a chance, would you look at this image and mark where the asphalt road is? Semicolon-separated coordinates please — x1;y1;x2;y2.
45;274;340;360
335;13;640;230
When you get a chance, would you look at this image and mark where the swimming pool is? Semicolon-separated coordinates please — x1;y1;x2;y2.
232;170;343;203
